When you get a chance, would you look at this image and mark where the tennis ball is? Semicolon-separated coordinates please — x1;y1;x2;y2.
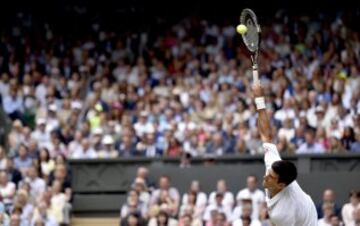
237;24;248;35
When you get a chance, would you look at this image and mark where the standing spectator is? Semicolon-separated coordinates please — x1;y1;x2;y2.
341;190;360;226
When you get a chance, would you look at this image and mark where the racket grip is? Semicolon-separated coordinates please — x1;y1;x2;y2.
252;68;259;84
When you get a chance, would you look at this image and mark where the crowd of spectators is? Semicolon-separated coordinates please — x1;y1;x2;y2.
120;167;360;226
0;7;359;226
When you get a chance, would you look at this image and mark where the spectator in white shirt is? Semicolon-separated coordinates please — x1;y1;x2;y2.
22;165;46;200
203;192;232;223
31;201;58;226
181;180;207;218
150;176;180;217
70;139;97;159
232;203;261;226
0;171;16;210
208;179;234;209
31;119;51;150
236;176;265;220
341;190;360;226
318;202;335;226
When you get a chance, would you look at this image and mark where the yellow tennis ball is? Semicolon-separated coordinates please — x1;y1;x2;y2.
237;24;248;34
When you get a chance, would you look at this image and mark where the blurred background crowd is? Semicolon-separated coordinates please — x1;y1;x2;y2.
0;1;359;225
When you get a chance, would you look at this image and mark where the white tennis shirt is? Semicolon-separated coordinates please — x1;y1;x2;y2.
263;143;318;226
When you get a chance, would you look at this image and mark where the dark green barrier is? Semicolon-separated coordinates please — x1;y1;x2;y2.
69;154;360;215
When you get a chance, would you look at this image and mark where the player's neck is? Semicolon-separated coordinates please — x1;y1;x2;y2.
269;187;283;198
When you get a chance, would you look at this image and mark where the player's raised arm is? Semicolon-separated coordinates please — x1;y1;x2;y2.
252;83;272;143
252;83;281;171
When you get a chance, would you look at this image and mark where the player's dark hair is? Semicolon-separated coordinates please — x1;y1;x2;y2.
271;160;297;186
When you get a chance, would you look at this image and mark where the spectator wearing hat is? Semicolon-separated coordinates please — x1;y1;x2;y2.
31;119;51;150
97;135;118;158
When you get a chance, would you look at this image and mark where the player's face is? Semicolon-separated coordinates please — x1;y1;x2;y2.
263;169;282;190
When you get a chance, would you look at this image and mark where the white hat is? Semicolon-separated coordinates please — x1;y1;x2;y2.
315;106;325;113
48;104;57;112
37;118;46;125
140;111;149;117
71;101;82;110
237;191;252;201
102;135;114;145
93;128;103;135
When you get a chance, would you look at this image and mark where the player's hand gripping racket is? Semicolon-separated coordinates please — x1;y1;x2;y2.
239;8;261;83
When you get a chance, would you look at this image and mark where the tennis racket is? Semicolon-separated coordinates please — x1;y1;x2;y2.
240;8;261;83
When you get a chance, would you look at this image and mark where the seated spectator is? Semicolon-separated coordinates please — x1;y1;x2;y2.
0;146;8;170
318;202;336;226
13;189;33;224
48;180;68;224
178;213;202;226
120;212;144;226
5;158;22;188
131;177;151;208
203;192;232;223
21;165;46;202
235;175;265;220
181;180;207;215
148;210;178;226
296;128;326;154
341;190;360;226
0;170;16;211
121;189;147;219
31;201;58;226
317;189;341;219
232;203;261;226
38;148;55;180
208;179;234;209
98;135;118;158
14;144;33;176
150;176;180;216
70;138;97;159
350;132;360;152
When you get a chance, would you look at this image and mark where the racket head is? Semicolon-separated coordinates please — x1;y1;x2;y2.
240;8;261;53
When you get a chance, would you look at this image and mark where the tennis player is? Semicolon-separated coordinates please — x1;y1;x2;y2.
253;83;318;226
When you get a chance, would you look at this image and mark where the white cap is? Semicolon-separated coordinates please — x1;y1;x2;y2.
93;127;103;135
48;104;57;112
315;106;325;113
140;111;149;117
71;101;82;110
237;191;252;201
37;118;46;125
102;135;114;145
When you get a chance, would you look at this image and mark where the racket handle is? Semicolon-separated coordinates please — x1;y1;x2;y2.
252;68;259;84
